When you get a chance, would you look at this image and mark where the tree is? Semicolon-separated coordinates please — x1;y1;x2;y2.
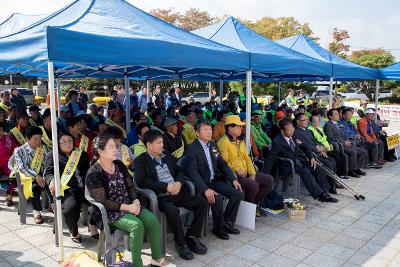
346;49;396;100
150;8;181;25
150;7;216;31
179;8;216;31
242;16;318;41
328;28;350;58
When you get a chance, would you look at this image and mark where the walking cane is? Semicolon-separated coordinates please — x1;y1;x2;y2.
315;159;366;201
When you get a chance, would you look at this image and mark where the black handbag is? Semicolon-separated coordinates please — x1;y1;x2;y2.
104;248;135;267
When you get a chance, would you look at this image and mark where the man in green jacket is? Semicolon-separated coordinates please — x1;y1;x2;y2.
250;109;272;158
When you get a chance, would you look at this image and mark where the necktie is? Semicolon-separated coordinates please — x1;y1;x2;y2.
289;138;296;151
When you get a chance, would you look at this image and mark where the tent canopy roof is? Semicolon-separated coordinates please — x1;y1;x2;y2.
0;0;249;78
276;34;379;80
192;16;332;78
0;13;48;37
380;62;400;80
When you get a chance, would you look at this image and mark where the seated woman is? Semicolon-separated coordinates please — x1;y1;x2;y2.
44;132;98;243
14;126;48;224
86;134;173;267
106;126;135;173
130;122;150;158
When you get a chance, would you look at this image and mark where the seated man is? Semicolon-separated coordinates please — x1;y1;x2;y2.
68;116;94;159
10;112;29;147
135;130;208;261
218;116;274;215
339;107;381;169
163;118;185;160
185;120;244;240
308;115;348;178
130;122;150;158
357;108;385;166
181;107;197;146
14;126;49;224
324;109;368;178
294;113;338;194
250;110;272;158
265;118;338;203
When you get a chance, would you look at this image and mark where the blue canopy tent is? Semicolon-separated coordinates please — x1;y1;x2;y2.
0;0;253;260
0;13;48;37
276;34;380;107
192;16;333;149
381;62;400;80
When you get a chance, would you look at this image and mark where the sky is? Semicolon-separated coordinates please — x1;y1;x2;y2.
1;0;399;60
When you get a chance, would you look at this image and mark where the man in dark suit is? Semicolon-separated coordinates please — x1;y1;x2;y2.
135;130;208;261
324;109;368;178
265;118;338;203
294;113;340;194
184;120;243;240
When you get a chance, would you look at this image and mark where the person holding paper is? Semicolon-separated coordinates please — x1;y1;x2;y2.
185;119;243;240
217;115;274;217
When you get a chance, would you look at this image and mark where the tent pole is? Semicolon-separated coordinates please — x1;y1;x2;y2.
375;79;380;123
219;79;223;110
48;62;64;262
245;70;252;152
146;79;151;103
125;69;130;131
328;77;334;109
208;82;212;98
56;78;61;117
278;81;281;104
9;75;12;86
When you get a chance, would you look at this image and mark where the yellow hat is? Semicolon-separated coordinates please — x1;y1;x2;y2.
225;115;246;126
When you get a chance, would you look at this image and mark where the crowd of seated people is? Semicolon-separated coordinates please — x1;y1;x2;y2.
0;86;396;266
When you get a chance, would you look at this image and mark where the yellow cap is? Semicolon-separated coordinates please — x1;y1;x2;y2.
225;115;246;126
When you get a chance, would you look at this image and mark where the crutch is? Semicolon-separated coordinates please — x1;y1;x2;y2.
315;159;366;201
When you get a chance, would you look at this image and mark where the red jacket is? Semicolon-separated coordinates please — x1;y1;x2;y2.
357;117;377;143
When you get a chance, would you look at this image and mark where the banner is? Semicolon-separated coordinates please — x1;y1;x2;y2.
387;134;400;150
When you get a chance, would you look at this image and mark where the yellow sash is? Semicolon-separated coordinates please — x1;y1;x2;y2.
120;144;134;177
29;118;37;126
79;135;89;152
19;145;45;199
0;103;9;113
171;139;184;158
40;126;52;149
60;149;83;197
90;113;100;123
106;118;127;138
10;127;26;146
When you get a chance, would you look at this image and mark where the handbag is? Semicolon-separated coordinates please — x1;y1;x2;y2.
104;248;135;267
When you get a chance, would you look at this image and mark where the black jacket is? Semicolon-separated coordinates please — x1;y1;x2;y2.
44;150;89;190
294;127;321;154
86;160;137;211
265;133;314;176
134;151;184;195
184;139;237;194
163;132;184;157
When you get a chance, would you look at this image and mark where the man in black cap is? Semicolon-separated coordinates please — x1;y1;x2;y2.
163;117;185;160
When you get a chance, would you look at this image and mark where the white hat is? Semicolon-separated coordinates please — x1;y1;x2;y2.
364;108;375;114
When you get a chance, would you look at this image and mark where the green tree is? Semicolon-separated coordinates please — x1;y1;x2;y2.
347;49;396;100
328;28;350;58
242;16;318;41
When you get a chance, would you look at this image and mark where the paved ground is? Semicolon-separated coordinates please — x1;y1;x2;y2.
0;160;400;266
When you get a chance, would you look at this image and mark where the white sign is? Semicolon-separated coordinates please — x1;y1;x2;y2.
235;201;256;230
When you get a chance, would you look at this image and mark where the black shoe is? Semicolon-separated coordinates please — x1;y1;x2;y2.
71;236;82;243
340;176;350;180
211;228;230;240
329;188;337;195
356;169;366;176
318;193;339;203
369;163;383;169
175;244;194;260
91;234;99;240
385;157;395;162
185;236;207;255
348;171;361;178
335;183;344;189
224;222;240;235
